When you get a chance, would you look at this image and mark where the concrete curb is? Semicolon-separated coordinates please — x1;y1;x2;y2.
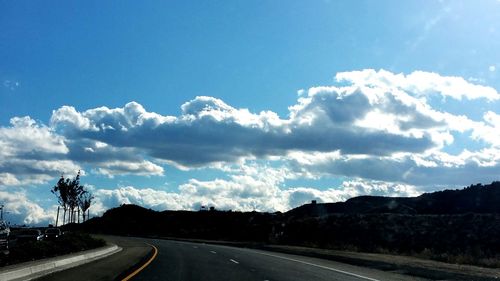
0;244;122;281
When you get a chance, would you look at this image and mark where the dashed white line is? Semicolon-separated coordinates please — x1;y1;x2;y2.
252;251;380;281
210;250;217;254
192;246;198;249
230;259;239;264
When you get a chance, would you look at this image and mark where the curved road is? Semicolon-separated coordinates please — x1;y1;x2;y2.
132;239;427;281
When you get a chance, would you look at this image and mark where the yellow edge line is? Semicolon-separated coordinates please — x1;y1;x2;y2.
121;243;158;281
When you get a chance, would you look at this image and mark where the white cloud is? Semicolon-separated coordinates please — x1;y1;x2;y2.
96;160;164;178
335;69;500;101
489;65;496;72
0;188;55;225
287;148;500;186
52;73;467;167
1;116;68;156
90;178;421;215
0;116;80;186
471;111;500;147
92;186;184;215
90;162;422;215
49;70;495;172
0;173;20;186
0;114;165;184
51;106;93;131
2;69;500;223
41;68;499;188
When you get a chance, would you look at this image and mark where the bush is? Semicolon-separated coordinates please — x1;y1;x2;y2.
0;232;105;266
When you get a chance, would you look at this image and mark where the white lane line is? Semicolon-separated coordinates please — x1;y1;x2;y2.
210;250;217;254
192;246;198;249
230;259;239;264
252;251;380;281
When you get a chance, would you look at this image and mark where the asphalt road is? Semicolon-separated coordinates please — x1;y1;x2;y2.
133;239;427;281
35;236;151;281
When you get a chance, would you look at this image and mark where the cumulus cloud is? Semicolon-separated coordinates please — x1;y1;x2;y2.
472;111;500;147
90;163;421;214
95;160;164;177
3;69;499;183
0;189;55;225
0;162;422;225
91;186;183;215
2;69;500;223
284;180;420;208
1;116;68;156
51;70;491;168
336;69;500;101
89;180;420;215
0;114;164;185
42;68;499;187
0;116;80;186
287;148;500;186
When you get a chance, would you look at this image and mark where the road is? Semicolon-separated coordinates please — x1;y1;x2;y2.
35;236;151;281
132;239;427;281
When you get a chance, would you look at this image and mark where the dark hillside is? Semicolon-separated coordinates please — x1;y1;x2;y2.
286;182;500;219
82;206;277;242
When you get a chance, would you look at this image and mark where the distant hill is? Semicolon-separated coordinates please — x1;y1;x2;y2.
81;204;277;241
73;181;500;266
285;181;500;219
80;182;500;236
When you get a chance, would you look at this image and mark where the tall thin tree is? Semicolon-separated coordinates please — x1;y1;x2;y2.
78;190;93;222
51;175;70;225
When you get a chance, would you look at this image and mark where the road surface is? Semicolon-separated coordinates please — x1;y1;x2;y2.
35;236;151;281
132;239;427;281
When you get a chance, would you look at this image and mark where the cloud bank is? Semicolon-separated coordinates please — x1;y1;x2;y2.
1;69;499;224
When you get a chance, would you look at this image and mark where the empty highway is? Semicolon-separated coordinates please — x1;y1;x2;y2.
131;239;427;281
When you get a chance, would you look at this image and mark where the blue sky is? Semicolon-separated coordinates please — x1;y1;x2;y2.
1;0;500;225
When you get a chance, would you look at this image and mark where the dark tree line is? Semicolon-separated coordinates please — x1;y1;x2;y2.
51;171;93;225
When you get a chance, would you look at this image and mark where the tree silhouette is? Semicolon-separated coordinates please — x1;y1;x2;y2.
68;171;84;223
51;171;87;224
52;175;70;224
78;190;94;222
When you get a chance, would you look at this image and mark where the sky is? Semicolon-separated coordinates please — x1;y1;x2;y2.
1;0;500;225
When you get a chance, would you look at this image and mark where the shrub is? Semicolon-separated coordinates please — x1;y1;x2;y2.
0;232;105;266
